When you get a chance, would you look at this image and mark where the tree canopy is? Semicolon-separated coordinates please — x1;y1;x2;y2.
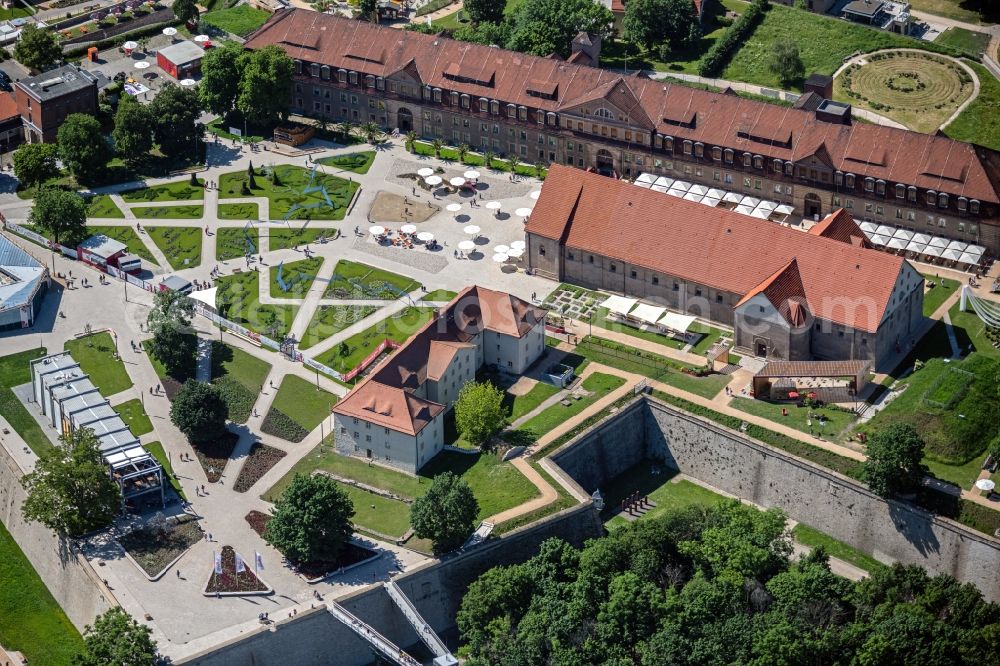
170;380;229;445
358;0;377;20
57;114;111;184
236;45;294;126
112;95;154;167
21;428;121;536
454;381;506;446
506;0;614;58
147;290;196;378
457;501;1000;665
768;39;805;88
861;422;927;499
623;0;701;51
75;607;158;666
14;23;61;71
172;0;199;25
198;41;243;116
12;143;59;190
410;472;479;554
264;473;355;563
464;0;506;25
29;187;87;246
149;84;203;159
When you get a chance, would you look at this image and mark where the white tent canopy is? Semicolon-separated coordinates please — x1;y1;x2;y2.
859;221;878;233
905;239;927;254
886;236;908;250
602;295;638;316
635;173;656;186
870;233;890;246
630;303;667;325
683;191;705;203
893;228;914;241
658;311;697;333
188;288;217;309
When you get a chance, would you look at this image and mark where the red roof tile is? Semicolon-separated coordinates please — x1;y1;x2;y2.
808;208;871;247
528;165;908;333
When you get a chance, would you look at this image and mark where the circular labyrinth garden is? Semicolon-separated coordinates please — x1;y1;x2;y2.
834;51;975;133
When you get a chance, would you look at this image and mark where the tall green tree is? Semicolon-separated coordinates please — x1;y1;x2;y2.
768;39;805;88
236;45;293;126
861;423;927;498
21;428;121;536
358;0;377;20
112;95;153;167
149;84;203;159
623;0;701;51
28;187;87;245
147;290;196;379
75;607;158;666
507;0;614;58
13;23;61;71
12;142;59;190
464;0;506;25
172;0;199;25
170;380;229;444
57;114;111;184
198;40;243;116
454;381;506;445
264;473;355;563
410;472;479;554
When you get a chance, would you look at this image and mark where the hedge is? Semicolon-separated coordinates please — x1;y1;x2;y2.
698;0;768;77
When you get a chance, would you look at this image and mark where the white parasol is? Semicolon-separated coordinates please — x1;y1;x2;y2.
485;201;502;211
975;479;996;491
134;61;150;69
514;207;533;217
417;167;434;177
194;34;210;42
463;170;480;180
123;40;138;50
445;203;462;213
180;78;196;87
162;26;177;37
449;176;465;187
424;175;442;186
463;225;480;235
458;240;475;251
368;225;386;236
529;190;541;200
493;245;510;254
492;253;508;263
416;231;435;242
507;247;524;258
400;224;417;234
510;240;525;250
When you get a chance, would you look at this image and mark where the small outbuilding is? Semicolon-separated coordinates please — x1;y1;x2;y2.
156;40;205;79
77;234;141;274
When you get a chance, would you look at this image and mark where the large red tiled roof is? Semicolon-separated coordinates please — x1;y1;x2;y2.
246;10;1000;203
528;165;908;333
808;208;871;247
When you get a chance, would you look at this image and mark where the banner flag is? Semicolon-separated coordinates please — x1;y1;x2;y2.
213;551;222;575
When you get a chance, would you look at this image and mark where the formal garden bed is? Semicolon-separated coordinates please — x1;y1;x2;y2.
121;178;205;203
300;304;380;350
244;511;379;580
218;203;260;220
145;225;203;269
218;165;358;221
132;205;204;220
233;444;286;493
216;225;258;260
210;342;272;424
260;375;337;442
85;194;125;218
118;513;202;579
203;545;271;595
267;225;339;251
325;259;422;299
317;151;376;175
193;431;240;483
215;270;298;340
269;256;323;299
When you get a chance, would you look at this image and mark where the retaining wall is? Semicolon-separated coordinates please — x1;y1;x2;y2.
0;442;115;631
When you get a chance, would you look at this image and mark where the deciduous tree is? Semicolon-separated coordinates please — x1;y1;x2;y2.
507;0;614;58
13;23;61;71
57;114;111;183
12;142;58;190
198;40;243;116
264;473;354;563
410;472;479;554
170;380;229;444
172;0;199;25
768;39;805;88
623;0;700;51
236;45;293;126
464;0;506;25
861;423;927;498
147;290;196;378
149;84;203;159
28;186;87;245
358;0;377;21
21;428;121;536
112;95;153;167
76;607;158;666
454;381;506;445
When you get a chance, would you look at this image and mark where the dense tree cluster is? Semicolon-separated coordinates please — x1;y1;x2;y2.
458;501;1000;665
264;473;355;564
76;607;158;666
199;42;293;126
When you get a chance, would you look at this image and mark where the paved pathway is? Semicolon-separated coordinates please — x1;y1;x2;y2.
486;457;558;524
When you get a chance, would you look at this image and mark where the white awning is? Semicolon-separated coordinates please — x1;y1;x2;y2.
959;250;982;265
946;240;968;252
892;228;914;241
683;191;705;203
723;192;743;203
630;303;667;325
905;239;927;254
706;188;727;200
773;204;795;216
923;245;943;257
966;244;986;258
658;311;697;333
928;236;949;249
651;184;671;193
911;233;932;245
886;236;908;250
870;233;890;246
859;221;878;233
666;189;685;197
602;295;638;316
702;196;722;207
689;184;709;196
750;208;771;219
941;247;962;261
635;173;656;186
188;288;217;309
654;176;674;188
735;204;755;215
740;196;761;208
875;224;896;237
671;180;693;192
755;200;778;214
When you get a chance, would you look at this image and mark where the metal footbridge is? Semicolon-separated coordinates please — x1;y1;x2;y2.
384;581;458;666
326;601;420;666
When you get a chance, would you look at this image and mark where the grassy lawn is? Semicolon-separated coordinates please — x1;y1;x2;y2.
216;226;258;261
85;194;125;218
87;225;157;265
132;205;204;220
908;0;997;24
833;52;973;133
0;520;83;665
121;178;204;203
300;304;380;350
724;3;957;91
266;446;539;525
271;375;338;432
421;289;458;302
64;332;133;396
728;396;856;439
923;454;986;490
506;380;561;421
0;348;54;455
210;342;272;423
218;165;358;221
921;274;960;316
267;225;339;251
326;259;422;299
269;256;323;299
792;523;885;574
340;484;412;537
317;151;376;175
144;440;186;501
215;270;299;340
515;372;626;439
587;307;726;357
145;226;203;270
314;306;436;372
603;464;729;529
218;202;259;220
112;398;153;436
948;301;1000;360
935;26;992;57
944;62;1000;151
201;5;270;36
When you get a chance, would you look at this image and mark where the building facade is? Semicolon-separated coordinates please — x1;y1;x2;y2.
332;287;546;473
14;65;98;144
246;10;1000;253
527;166;924;369
0;233;48;331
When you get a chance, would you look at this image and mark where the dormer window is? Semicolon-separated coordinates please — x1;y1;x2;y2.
320;65;330;80
895;183;905;198
753;155;763;169
432;88;442;102
364;75;374;88
309;63;320;77
337;68;347;82
460;93;470;108
958;196;968;211
835;170;843;186
655;135;663;149
724;148;733;163
773;158;782;172
506;103;516;118
876;180;886;195
694;142;703;157
784;162;793;175
864;177;874;192
450;91;459;105
294;59;302;74
683;140;693;155
536;109;544;124
547;111;557;125
970;199;980;214
664;136;674;152
376;76;384;90
907;185;917;202
926;189;936;205
742;152;751;166
845;173;855;188
712;146;722;161
478;97;488;112
348;71;358;85
938;192;949;208
490;100;499;115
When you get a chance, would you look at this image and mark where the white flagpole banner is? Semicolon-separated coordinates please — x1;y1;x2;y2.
235;552;246;573
214;551;222;575
255;551;264;572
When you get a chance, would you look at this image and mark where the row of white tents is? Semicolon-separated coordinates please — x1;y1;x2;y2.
602;295;698;339
858;221;985;267
633;173;795;222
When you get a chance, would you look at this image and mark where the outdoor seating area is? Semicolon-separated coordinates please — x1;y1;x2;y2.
858;222;989;273
751;360;871;404
368;225;439;250
602;295;698;341
633;173;795;224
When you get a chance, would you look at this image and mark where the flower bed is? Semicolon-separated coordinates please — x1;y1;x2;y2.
243;511;378;580
260;407;309;443
194;431;239;483
118;514;202;578
204;545;269;594
233;444;286;493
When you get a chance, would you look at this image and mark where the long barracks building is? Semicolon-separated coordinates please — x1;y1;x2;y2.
246;9;1000;253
